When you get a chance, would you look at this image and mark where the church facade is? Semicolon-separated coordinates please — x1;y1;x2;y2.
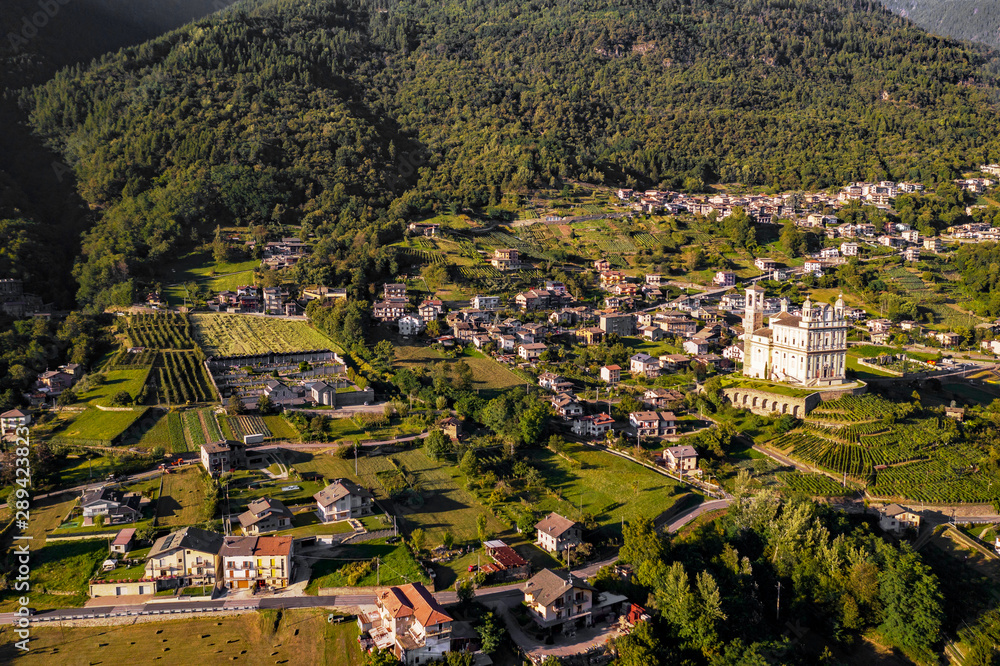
742;286;848;387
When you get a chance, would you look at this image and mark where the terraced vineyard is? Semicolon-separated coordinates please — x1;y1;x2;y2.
767;394;997;502
123;313;198;349
157;351;217;404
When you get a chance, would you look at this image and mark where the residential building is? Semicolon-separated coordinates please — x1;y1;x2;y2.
599;312;635;336
0;408;30;435
840;242;859;256
220;535;294;589
535;512;582;553
398;314;425;336
641;325;664;341
683;337;709;356
599;365;620;385
878;504;921;536
145;527;224;583
571;413;615;439
936;331;962;346
663;444;698;471
629;353;661;378
80;486;141;524
418;300;444;321
314;479;374;523
201;440;236;477
629;411;677;438
263;287;282;315
360;583;454;665
643;388;684;409
754;258;776;271
551;393;584;419
924;237;943;252
373;298;409;322
538;372;573;392
384;283;407;299
472;294;500;310
743;288;848;387
491;248;520;270
903;247;920;262
238;497;294;535
575;327;604;345
522;568;595;630
713;271;736;287
518;343;548;361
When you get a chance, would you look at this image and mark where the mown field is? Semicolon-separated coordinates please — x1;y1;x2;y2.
191;313;339;356
74;367;151;406
391;338;524;392
156;467;212;527
289;449;507;545
50;407;148;444
0;608;361;665
305;538;430;592
521;443;687;537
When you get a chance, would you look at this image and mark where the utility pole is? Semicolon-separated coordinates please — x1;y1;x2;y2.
355;442;358;475
377;557;380;586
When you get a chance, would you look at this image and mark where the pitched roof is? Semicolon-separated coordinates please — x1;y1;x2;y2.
534;512;579;538
1;409;28;418
112;528;136;546
313;478;372;508
666;444;696;458
148;527;225;559
219;535;293;558
239;497;294;527
523;568;596;607
378;583;453;626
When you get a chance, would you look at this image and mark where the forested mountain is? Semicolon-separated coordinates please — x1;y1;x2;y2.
879;0;1000;50
22;0;1000;308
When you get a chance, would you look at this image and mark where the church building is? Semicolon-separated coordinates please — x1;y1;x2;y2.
742;285;848;387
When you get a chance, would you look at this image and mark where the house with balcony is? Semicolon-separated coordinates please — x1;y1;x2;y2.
145;527;224;584
359;582;454;665
238;497;294;535
220;535;294;589
522;568;595;631
0;408;30;436
629;411;678;438
491;248;520;271
472;294;500;310
518;342;548;361
551;393;584;419
571;413;615;439
878;504;922;536
535;513;582;553
599;365;620;384
80;486;142;524
629;353;661;378
314;479;374;523
663;444;698;472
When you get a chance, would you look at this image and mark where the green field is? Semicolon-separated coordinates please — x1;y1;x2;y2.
0;608;361;665
157;467;212;527
191;313;339;356
305;539;430;592
521;443;686;535
392;338;525;392
160;249;262;306
266;510;354;537
50;407;148;443
74;368;151;406
288;449;507;545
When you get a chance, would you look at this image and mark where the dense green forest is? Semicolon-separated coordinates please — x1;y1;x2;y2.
879;0;1000;50
20;0;1000;308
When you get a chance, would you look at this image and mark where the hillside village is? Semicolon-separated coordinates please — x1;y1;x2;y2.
8;169;1000;664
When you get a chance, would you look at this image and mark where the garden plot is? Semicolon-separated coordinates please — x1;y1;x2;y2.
191;313;338;356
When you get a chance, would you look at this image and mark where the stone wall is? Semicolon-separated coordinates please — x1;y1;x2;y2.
722;388;820;417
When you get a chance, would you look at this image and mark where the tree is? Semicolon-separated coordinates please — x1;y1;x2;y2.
435;395;449;411
442;531;454;549
409;528;426;554
257;393;275;415
108;390;133;406
456;579;474;605
363;648;400;666
227;393;245;415
475;612;505;655
614;620;664;666
878;544;943;656
374;340;395;369
476;513;491;542
423;430;450;461
459;450;479;476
